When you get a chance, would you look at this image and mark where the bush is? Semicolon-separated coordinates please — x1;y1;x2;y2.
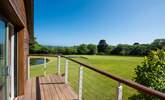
134;50;165;100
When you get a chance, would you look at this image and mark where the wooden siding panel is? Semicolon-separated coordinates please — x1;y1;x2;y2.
0;0;32;97
18;29;25;95
24;29;29;80
9;0;27;26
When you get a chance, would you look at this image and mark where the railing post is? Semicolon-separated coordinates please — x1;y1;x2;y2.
78;65;83;100
28;56;30;79
57;55;61;75
44;57;47;76
65;59;69;84
116;82;123;100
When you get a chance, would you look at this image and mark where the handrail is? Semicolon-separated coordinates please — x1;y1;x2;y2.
29;54;58;57
62;55;165;99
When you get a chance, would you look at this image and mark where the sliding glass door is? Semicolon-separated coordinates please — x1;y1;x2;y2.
0;20;7;100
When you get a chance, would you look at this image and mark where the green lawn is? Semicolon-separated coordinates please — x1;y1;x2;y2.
30;55;143;100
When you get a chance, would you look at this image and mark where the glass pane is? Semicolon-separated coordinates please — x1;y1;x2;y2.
0;20;7;100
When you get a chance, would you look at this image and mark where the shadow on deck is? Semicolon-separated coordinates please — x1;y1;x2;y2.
17;75;78;100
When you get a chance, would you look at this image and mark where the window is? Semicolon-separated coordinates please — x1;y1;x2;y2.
0;19;7;100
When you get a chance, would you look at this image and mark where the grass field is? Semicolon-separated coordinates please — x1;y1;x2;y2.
30;55;144;100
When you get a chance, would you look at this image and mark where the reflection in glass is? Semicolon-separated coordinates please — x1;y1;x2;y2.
0;20;7;100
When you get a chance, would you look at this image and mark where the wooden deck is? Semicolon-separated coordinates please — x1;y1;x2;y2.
17;75;77;100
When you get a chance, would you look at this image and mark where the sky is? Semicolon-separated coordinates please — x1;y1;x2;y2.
34;0;165;46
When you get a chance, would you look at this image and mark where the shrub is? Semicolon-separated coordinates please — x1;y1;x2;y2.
134;50;165;100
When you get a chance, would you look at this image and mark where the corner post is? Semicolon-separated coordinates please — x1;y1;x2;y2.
78;65;83;100
116;82;123;100
28;56;30;79
44;57;47;76
57;55;61;75
65;59;69;84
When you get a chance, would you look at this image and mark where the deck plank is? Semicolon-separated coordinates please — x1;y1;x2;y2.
40;76;52;100
24;79;32;100
58;76;78;99
55;75;75;99
50;75;66;100
31;78;36;100
39;77;45;100
47;75;60;100
16;74;78;100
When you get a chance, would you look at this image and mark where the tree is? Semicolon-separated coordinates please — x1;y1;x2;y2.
65;47;77;54
39;47;49;54
29;37;42;54
111;44;133;55
77;44;89;54
97;40;108;54
105;46;113;55
87;44;97;55
130;44;151;56
151;39;165;50
133;42;140;45
133;50;165;99
57;47;66;54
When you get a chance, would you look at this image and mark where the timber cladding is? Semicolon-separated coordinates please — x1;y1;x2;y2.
9;0;27;25
0;0;33;96
18;29;25;95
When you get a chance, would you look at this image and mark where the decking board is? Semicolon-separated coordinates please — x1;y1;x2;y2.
16;74;77;100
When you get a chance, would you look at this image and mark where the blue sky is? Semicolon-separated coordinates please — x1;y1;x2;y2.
34;0;165;46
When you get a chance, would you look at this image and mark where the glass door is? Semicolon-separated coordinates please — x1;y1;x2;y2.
0;20;7;100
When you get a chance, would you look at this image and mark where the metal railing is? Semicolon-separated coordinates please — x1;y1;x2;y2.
27;56;48;79
61;55;165;100
28;55;165;100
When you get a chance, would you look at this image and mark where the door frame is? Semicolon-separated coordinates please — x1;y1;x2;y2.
9;22;15;100
0;15;15;100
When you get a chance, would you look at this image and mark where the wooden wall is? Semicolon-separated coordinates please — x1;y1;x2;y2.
9;0;27;26
0;0;33;96
9;0;31;96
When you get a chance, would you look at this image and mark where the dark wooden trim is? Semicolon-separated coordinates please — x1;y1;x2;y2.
36;77;41;100
24;0;34;36
0;0;25;29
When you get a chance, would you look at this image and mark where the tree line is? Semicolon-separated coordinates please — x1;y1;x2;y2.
29;38;165;56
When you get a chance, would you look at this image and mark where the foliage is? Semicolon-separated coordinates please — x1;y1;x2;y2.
29;37;42;54
133;50;165;100
77;44;89;54
29;38;165;56
151;39;165;50
133;42;140;45
105;46;113;55
97;40;108;54
130;44;151;56
65;47;77;54
111;44;133;55
87;44;97;55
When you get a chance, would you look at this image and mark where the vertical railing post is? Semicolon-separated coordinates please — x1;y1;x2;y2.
28;56;30;79
44;57;47;76
116;82;123;100
78;65;83;100
65;59;69;84
57;55;61;75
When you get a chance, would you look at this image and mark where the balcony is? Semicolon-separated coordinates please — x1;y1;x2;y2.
16;55;165;100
